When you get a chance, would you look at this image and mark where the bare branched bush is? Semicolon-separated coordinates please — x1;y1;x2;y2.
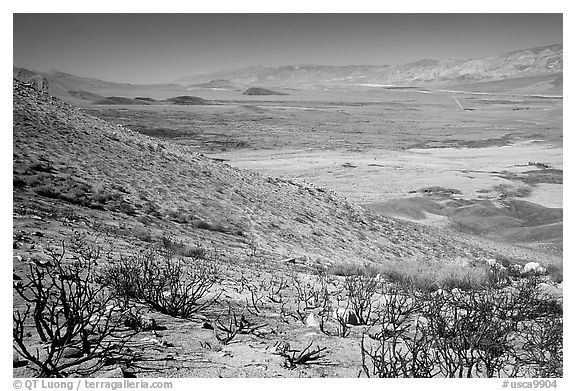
279;341;328;369
344;274;380;325
13;237;133;377
360;277;562;378
238;275;266;315
98;245;220;318
360;284;425;377
288;274;331;324
213;307;267;345
513;316;563;377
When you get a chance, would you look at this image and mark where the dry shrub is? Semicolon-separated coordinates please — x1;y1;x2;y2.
13;235;133;377
98;245;218;318
381;258;490;292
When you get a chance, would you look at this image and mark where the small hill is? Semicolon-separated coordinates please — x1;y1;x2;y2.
93;96;151;105
67;90;105;101
243;87;288;96
134;97;158;103
12;66;187;103
164;95;210;105
189;79;238;89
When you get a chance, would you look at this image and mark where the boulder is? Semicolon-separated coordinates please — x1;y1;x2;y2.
486;258;499;267
523;262;540;274
332;308;360;325
62;346;83;358
305;313;320;327
28;75;50;95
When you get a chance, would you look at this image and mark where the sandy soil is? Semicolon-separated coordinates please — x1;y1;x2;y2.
208;141;562;208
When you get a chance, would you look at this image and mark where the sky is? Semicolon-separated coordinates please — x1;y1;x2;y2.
13;14;563;84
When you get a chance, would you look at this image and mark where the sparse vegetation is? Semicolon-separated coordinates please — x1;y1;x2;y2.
12;70;562;378
213;307;267;345
98;244;219;318
13;235;133;377
360;277;563;378
278;341;328;369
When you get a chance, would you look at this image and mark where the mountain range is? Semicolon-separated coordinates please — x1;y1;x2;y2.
13;44;563;101
175;44;562;93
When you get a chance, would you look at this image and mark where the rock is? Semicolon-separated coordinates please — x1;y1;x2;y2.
30;254;53;268
62;346;83;358
139;316;159;331
305;313;320;327
98;366;124;378
332;308;360;325
486;258;499;267
13;355;28;368
523;262;540;274
28;75;50;95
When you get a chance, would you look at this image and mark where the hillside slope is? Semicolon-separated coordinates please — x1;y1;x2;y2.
13;67;185;103
14;78;546;271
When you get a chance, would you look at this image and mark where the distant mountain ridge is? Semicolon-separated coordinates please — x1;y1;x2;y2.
12;66;184;103
13;44;563;98
176;44;562;93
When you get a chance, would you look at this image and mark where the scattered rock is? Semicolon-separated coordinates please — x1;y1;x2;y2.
28;75;50;95
62;346;83;358
305;313;320;327
98;366;124;378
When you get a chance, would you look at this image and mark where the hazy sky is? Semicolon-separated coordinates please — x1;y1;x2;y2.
13;14;562;84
